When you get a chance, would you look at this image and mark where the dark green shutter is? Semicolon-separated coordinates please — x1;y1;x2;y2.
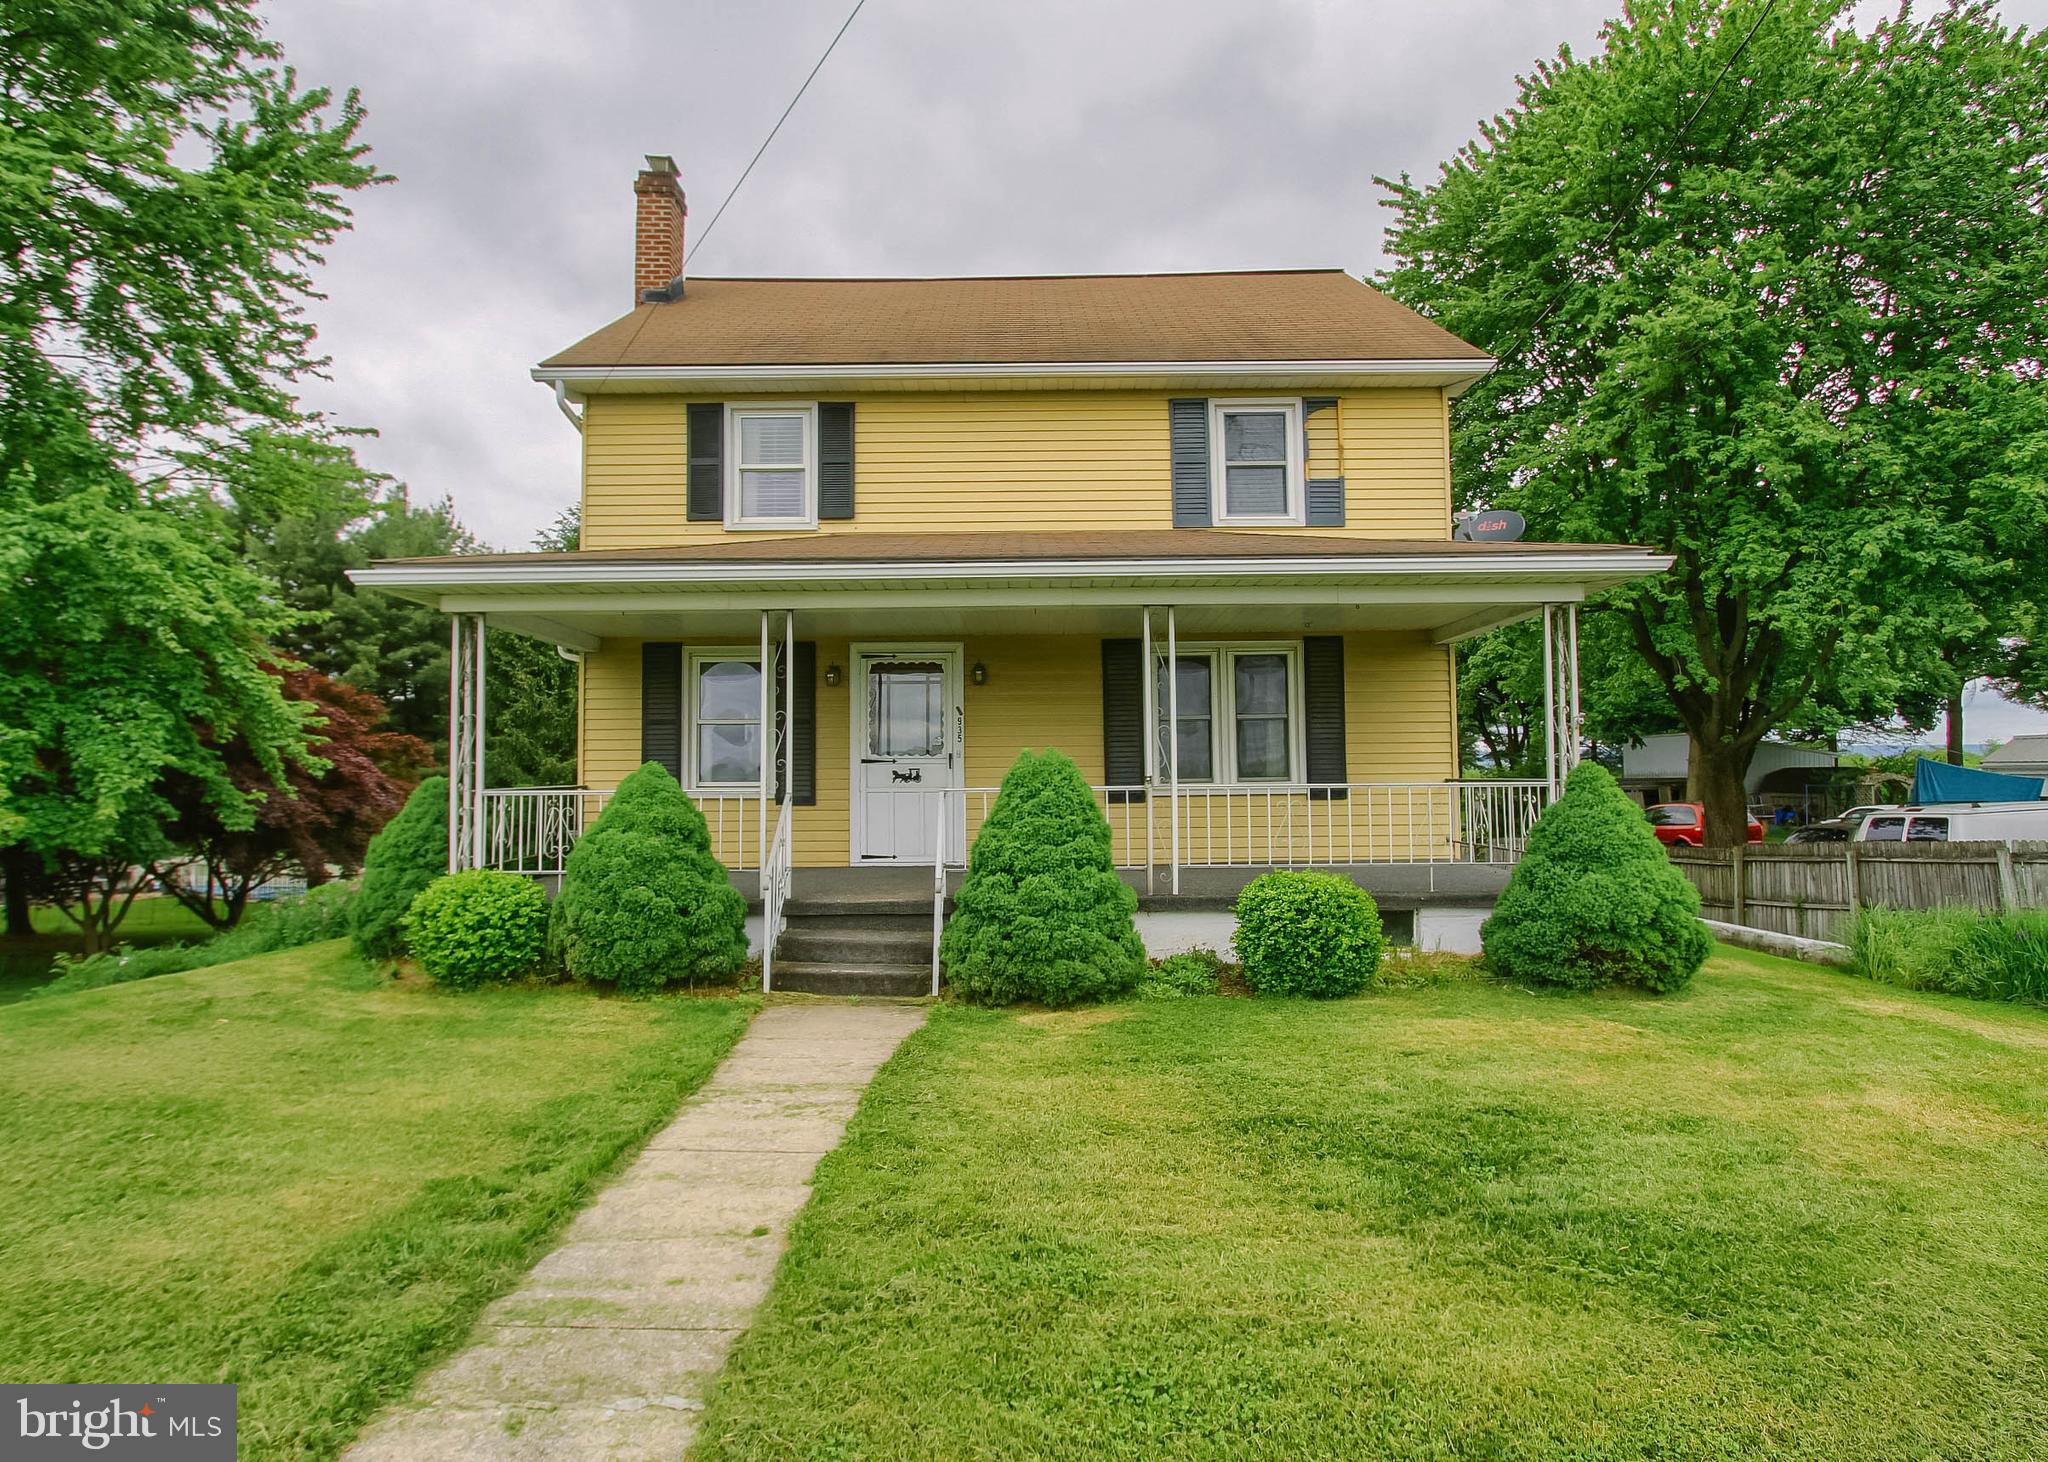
818;404;855;519
1169;399;1210;527
641;642;684;779
1304;398;1344;526
686;403;723;521
782;641;817;806
1101;639;1147;802
1302;636;1348;799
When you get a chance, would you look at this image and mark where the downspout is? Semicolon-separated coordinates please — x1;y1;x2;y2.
553;380;585;431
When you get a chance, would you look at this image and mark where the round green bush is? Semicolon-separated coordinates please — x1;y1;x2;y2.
1482;762;1711;994
549;762;747;992
349;776;448;962
1232;871;1384;997
403;870;548;988
939;748;1143;1006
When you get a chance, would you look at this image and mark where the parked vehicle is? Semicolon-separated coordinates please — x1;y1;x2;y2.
1855;801;2048;844
1645;802;1765;847
1787;805;1892;844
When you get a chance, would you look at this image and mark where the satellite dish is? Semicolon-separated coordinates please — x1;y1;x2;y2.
1454;509;1527;542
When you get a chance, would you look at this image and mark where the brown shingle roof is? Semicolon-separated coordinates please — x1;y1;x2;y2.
379;531;1642;569
537;270;1490;371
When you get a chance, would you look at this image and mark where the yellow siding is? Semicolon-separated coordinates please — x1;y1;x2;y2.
580;629;1454;868
579;389;1453;549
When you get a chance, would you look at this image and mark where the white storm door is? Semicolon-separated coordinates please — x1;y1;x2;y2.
853;648;963;863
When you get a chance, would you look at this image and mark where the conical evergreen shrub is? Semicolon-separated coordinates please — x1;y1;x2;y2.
550;762;747;992
349;775;448;962
1482;762;1710;993
940;748;1144;1005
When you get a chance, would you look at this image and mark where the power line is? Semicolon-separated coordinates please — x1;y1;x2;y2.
1490;0;1779;375
685;0;870;268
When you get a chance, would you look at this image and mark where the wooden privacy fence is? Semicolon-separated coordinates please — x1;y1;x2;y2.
1667;840;2048;942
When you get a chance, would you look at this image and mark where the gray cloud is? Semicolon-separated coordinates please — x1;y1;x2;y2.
266;0;2048;742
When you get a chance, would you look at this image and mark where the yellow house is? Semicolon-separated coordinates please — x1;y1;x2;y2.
354;154;1666;989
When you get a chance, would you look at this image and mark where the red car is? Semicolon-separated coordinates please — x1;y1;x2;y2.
1645;802;1764;847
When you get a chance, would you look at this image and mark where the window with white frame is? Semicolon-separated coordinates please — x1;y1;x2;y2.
727;404;816;528
1210;400;1302;525
1153;644;1300;784
688;650;763;788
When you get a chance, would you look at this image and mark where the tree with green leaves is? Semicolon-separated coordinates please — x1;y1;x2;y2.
1383;0;2048;843
0;0;383;935
485;508;581;786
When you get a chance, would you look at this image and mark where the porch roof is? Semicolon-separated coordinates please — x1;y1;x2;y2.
349;531;1669;649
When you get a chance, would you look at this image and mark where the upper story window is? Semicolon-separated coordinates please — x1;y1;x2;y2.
1210;399;1303;526
728;404;817;530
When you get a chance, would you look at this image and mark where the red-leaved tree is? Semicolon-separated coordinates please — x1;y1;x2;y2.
153;667;433;929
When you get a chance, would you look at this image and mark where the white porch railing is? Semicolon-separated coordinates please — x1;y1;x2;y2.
479;779;1551;881
760;799;793;993
480;787;759;877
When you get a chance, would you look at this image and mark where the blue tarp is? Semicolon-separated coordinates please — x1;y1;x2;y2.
1910;757;2045;804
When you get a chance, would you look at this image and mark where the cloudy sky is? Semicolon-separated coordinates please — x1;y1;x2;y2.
264;0;2048;744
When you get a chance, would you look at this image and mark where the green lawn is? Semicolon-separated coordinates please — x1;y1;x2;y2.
694;947;2048;1461
0;939;755;1459
0;896;221;1003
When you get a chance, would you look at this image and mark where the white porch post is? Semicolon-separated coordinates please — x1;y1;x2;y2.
783;608;795;819
447;612;486;873
758;608;770;880
1167;604;1181;896
1541;603;1558;799
1140;606;1155;895
1566;603;1582;774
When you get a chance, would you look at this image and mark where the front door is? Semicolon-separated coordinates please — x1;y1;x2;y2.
852;646;963;862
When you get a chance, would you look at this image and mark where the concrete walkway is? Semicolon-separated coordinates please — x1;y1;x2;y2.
346;1001;926;1461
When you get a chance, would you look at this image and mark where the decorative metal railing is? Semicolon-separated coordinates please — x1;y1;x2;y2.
760;799;793;993
478;780;1552;882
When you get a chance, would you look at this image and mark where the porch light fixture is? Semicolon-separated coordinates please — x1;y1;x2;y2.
971;661;988;686
823;663;843;687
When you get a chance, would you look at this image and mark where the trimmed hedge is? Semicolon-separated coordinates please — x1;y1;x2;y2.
404;870;549;988
1482;762;1709;993
940;748;1143;1006
1233;871;1384;997
1848;905;2048;1005
549;763;747;992
349;776;448;962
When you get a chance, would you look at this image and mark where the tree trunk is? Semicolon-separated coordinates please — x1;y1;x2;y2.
1688;735;1759;849
1945;687;1965;765
2;847;31;937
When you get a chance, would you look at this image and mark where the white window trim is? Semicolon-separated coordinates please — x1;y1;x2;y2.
1153;641;1304;786
1209;398;1304;527
725;402;818;531
685;646;765;793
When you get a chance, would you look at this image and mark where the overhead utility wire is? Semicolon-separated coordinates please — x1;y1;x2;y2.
1491;0;1779;374
684;0;870;268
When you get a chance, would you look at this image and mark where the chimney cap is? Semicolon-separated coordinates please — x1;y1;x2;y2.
643;153;678;175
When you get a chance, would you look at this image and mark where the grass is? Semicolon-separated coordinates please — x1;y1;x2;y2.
693;945;2048;1461
0;897;222;1003
0;939;755;1459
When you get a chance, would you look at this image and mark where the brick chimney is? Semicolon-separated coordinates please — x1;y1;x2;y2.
633;154;686;303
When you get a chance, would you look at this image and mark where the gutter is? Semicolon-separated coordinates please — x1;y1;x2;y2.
532;356;1497;391
351;549;1672;591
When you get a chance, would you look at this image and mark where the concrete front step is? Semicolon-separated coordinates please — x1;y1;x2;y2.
777;925;931;965
781;895;934;921
767;960;932;997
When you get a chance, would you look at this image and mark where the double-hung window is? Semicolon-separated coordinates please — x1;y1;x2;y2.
689;650;763;789
727;404;817;529
1153;644;1300;784
1210;399;1302;526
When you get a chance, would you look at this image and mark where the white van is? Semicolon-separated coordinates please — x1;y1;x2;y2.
1855;800;2048;844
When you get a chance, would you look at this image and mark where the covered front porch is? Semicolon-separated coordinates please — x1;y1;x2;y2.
354;532;1666;980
